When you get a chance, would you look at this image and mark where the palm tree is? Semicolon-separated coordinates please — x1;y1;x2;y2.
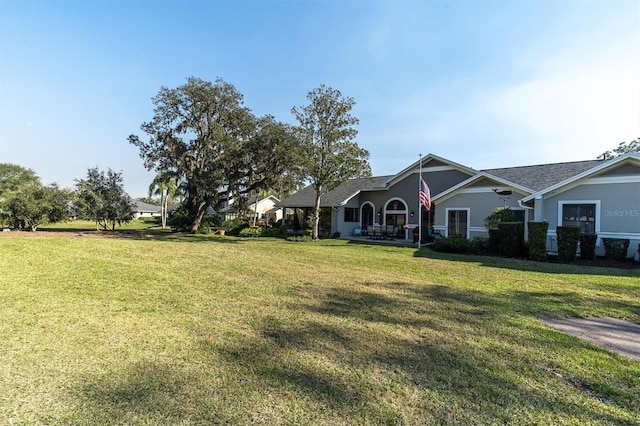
149;172;178;229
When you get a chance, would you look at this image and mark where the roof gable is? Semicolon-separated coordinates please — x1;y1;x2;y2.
385;153;477;187
522;153;640;202
432;172;532;204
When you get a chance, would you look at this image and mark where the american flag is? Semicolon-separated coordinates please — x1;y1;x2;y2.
419;178;431;211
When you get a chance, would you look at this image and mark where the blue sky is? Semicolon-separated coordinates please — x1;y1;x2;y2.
1;0;638;197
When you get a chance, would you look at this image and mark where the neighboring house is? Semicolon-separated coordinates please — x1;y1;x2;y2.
132;200;161;219
277;153;640;257
218;195;283;222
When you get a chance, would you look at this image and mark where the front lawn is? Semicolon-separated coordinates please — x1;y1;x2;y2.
1;234;638;424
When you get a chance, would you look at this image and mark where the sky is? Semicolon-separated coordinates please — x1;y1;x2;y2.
1;0;639;198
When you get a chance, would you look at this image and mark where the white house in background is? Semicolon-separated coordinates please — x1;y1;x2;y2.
132;200;161;219
218;195;283;222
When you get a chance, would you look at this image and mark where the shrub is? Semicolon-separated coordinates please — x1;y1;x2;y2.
238;227;262;237
556;226;581;263
496;222;524;257
579;234;598;260
470;237;489;255
220;218;250;236
286;235;312;242
433;235;473;254
169;205;192;232
487;229;499;254
528;221;549;261
602;238;630;261
484;207;516;230
261;227;286;238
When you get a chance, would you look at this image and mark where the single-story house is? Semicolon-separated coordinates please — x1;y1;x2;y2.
132;200;161;219
218;195;283;223
277;153;640;257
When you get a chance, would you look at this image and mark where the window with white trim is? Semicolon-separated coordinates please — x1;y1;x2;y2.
561;203;596;234
447;209;468;237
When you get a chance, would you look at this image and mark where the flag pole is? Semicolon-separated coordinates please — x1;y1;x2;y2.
418;153;423;249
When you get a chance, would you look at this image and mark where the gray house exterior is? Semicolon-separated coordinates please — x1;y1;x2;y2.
278;153;640;257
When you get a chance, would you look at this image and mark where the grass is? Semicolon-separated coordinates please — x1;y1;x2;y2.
1;233;639;425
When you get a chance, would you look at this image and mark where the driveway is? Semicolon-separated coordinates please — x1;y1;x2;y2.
542;317;640;362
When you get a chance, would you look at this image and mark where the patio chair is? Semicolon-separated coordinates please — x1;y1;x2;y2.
352;225;362;237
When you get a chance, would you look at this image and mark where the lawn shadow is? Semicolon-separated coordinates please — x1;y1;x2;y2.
73;360;232;424
203;281;638;423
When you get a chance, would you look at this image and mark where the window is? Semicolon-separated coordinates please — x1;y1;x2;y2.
562;203;596;233
387;200;405;211
361;204;374;226
344;207;359;222
447;209;468;237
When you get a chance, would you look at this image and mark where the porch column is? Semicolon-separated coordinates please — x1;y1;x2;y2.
533;196;544;222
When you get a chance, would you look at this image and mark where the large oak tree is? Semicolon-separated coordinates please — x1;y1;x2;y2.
292;85;371;240
129;77;301;233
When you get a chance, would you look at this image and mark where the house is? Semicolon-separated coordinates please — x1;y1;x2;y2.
218;195;283;223
132;200;161;219
277;153;640;257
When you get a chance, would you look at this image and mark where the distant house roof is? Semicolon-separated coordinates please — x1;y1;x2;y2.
219;195;281;213
482;159;604;192
278;176;392;208
133;200;161;213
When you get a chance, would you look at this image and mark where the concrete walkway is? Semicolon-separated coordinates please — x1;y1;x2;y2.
542;317;640;362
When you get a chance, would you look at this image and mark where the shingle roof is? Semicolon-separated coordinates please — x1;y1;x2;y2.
277;176;392;208
482;160;605;192
133;200;161;213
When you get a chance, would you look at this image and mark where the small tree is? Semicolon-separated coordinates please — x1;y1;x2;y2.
149;172;179;229
4;184;71;231
75;167;135;231
292;85;371;240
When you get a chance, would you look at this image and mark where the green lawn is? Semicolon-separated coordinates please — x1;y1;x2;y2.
1;234;638;425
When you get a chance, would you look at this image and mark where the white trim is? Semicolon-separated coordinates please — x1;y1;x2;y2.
420;165;458;172
558;200;601;234
433;172;532;204
445;207;471;239
385;153;477;186
469;226;487;233
581;175;640;185
383;197;408;213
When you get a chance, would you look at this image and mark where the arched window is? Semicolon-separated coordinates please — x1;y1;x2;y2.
361;202;374;227
384;198;407;237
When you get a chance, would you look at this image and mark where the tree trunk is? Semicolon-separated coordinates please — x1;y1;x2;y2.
312;191;322;240
161;192;167;229
190;202;207;233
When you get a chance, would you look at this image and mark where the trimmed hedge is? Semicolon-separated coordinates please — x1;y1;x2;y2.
433;235;473;254
556;226;581;263
496;222;524;257
602;238;630;260
487;229;499;254
528;221;549;261
579;234;598;260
